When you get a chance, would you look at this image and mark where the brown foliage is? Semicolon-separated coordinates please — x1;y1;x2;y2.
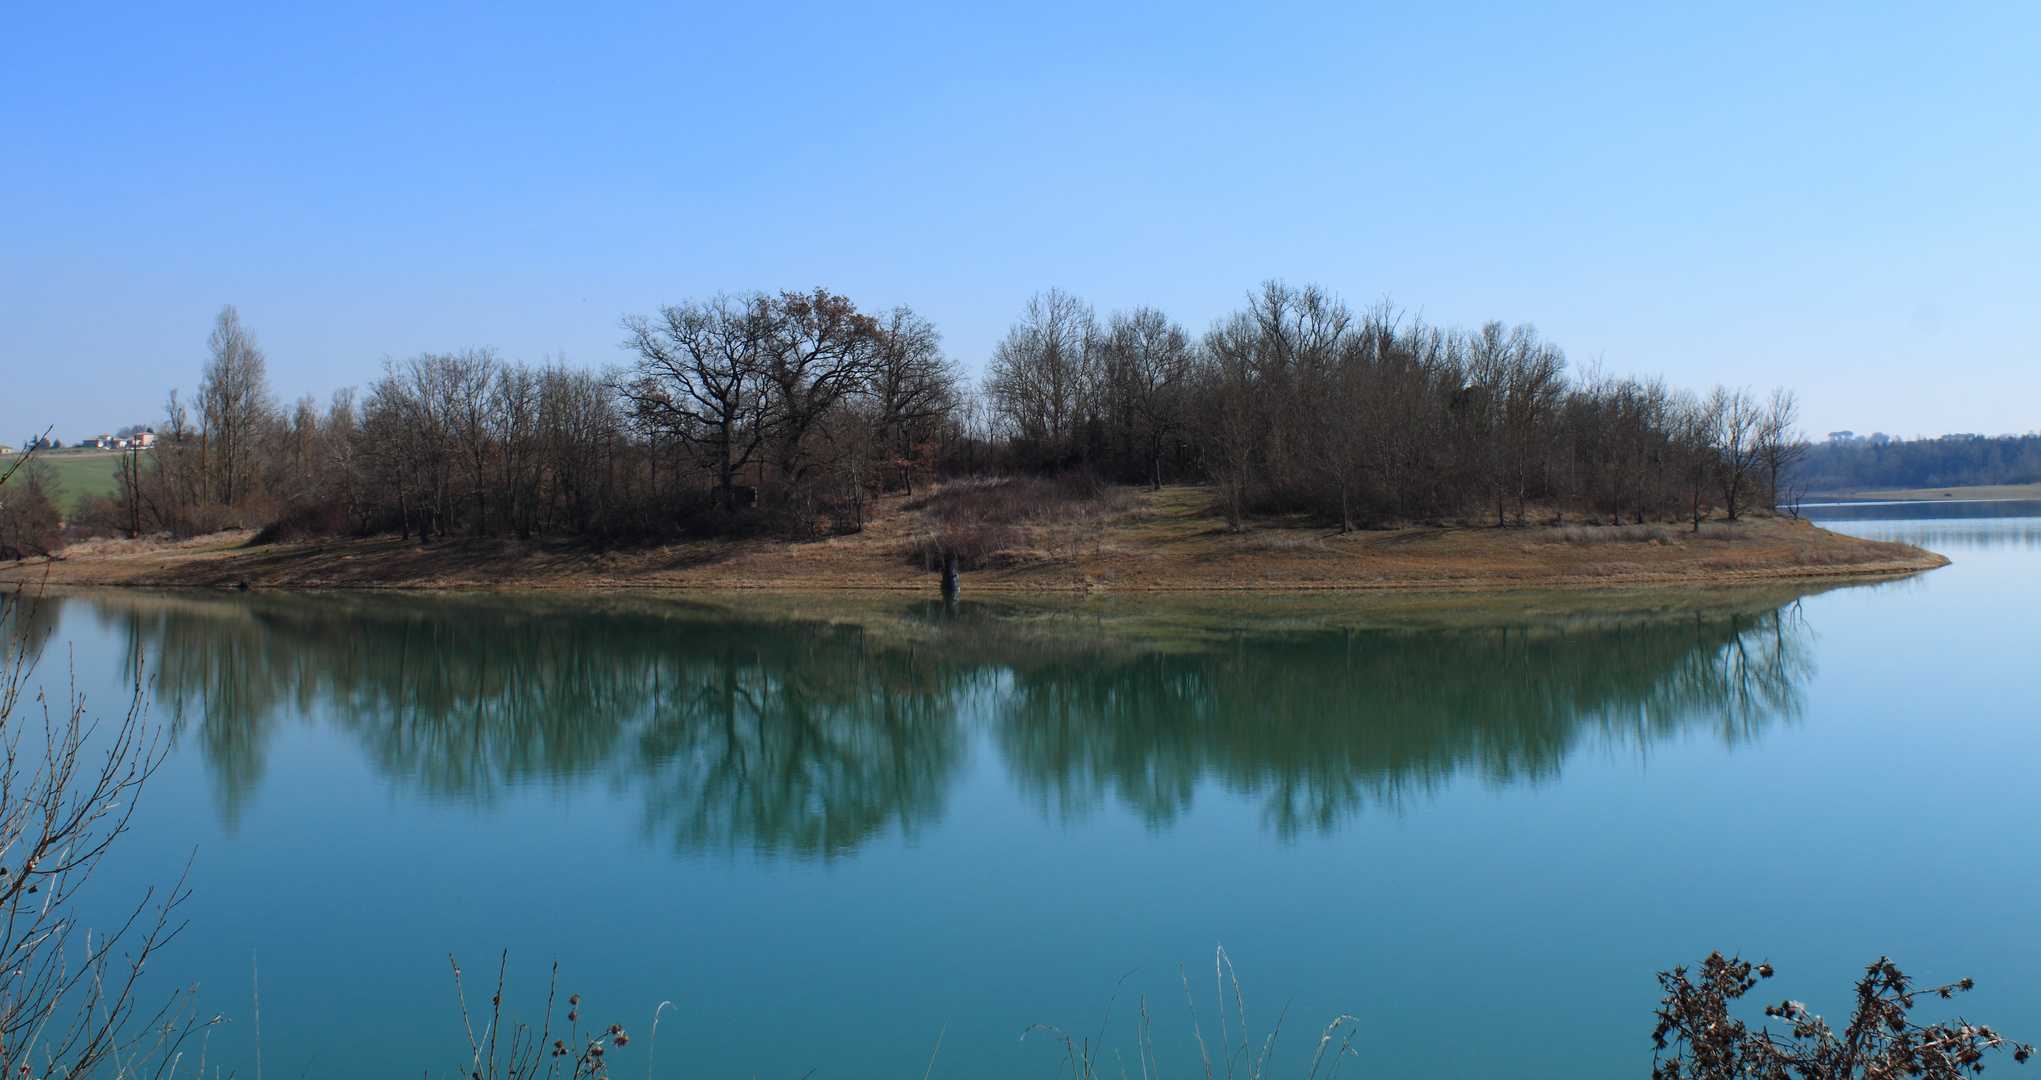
0;459;63;560
1652;951;2032;1079
906;474;1138;570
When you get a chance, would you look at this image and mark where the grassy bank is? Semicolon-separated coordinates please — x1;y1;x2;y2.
3;484;1945;592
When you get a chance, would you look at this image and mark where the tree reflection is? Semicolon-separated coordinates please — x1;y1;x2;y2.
995;606;1811;836
99;594;967;857
631;631;962;858
78;588;1818;853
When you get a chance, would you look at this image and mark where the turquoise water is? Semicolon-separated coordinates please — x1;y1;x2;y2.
34;503;2041;1077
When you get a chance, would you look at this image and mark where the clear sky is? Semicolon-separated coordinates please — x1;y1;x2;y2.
4;1;2037;444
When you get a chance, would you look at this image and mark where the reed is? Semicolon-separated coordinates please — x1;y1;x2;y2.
1027;949;1361;1080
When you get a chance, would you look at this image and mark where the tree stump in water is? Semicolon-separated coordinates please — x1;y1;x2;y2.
940;549;959;600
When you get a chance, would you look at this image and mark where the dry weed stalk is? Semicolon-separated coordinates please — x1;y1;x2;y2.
1028;949;1359;1080
449;952;627;1080
0;583;221;1078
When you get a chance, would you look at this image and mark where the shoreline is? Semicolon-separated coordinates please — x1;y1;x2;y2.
1807;482;2041;503
3;487;1948;594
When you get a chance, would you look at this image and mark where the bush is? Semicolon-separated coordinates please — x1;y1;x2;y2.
1652;952;2031;1079
906;474;1139;570
249;495;356;545
0;460;63;560
64;491;129;541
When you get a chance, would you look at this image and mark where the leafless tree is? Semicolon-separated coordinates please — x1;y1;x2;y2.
619;295;771;512
1712;386;1766;521
1675;390;1723;531
756;289;884;490
0;585;222;1077
196;305;277;509
1756;387;1807;514
985;289;1098;465
1098;307;1193;491
0;458;62;561
865;306;960;495
491;364;542;539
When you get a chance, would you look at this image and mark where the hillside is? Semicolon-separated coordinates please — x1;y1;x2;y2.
0;450;123;515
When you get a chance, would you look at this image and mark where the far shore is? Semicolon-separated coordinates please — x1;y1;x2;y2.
1;486;1947;594
1807;482;2041;503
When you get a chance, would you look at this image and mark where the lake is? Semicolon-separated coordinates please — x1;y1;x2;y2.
31;501;2041;1078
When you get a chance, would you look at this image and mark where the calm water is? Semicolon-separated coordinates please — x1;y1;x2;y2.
32;502;2041;1078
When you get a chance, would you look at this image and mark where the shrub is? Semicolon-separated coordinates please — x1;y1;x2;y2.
249;495;356;545
65;491;129;540
1652;952;2031;1080
905;474;1139;570
0;459;63;559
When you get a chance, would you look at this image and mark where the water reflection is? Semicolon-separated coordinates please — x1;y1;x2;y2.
998;610;1808;835
1801;498;2041;521
1820;521;2041;551
1801;501;2041;551
74;589;1821;854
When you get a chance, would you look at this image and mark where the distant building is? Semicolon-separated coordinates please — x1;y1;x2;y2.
69;432;154;450
0;445;14;456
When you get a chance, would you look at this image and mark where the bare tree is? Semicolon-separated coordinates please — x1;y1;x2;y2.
1677;390;1723;532
756;289;883;491
1756;387;1807;514
1465;321;1565;526
619;295;771;512
1098;307;1192;490
196;305;277;509
0;585;221;1077
985;289;1098;465
865;306;959;495
0;459;62;561
1712;386;1766;521
491;364;543;539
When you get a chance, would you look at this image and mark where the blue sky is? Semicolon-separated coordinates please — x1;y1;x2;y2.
4;1;2037;443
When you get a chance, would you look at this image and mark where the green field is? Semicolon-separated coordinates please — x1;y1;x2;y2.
0;451;125;515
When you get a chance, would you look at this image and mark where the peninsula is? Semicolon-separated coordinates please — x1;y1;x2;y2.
3;485;1942;592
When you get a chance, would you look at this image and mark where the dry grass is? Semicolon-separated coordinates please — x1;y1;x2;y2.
1546;523;1675;546
903;475;1143;570
0;484;1946;593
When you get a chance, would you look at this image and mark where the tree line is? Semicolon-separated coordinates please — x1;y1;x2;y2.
985;283;1804;530
8;283;1812;553
1794;432;2041;493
